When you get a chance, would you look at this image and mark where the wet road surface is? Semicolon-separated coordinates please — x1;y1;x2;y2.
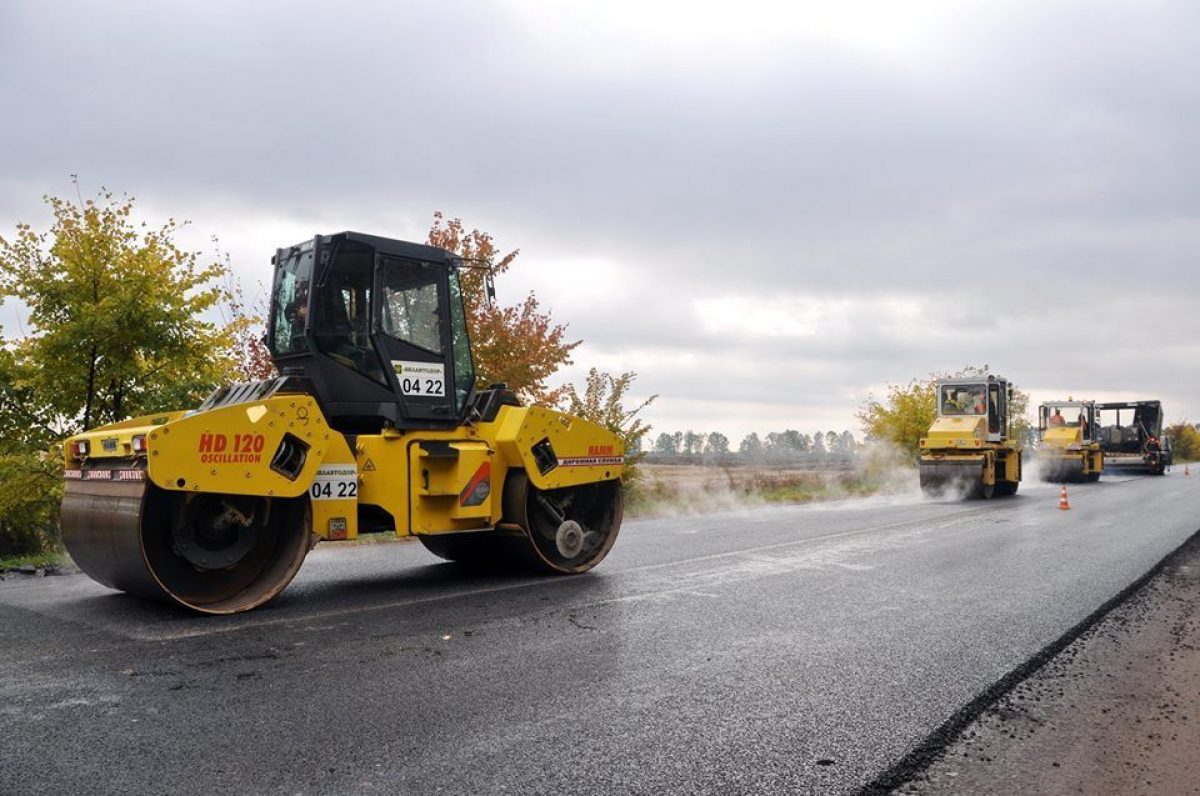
2;473;1198;795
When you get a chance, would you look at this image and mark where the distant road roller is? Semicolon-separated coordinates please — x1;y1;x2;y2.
919;374;1022;499
1036;400;1103;482
61;232;625;614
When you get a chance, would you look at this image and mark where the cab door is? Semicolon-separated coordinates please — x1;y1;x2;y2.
374;256;457;422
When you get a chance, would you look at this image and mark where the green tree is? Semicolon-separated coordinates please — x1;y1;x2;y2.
705;432;730;456
0;189;234;430
0;345;61;555
1167;422;1200;462
427;212;579;404
0;188;241;557
654;432;678;454
766;430;806;455
857;379;937;458
561;368;657;479
739;432;763;457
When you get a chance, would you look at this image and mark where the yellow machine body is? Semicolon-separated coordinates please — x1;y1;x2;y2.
918;374;1022;499
65;396;623;545
919;416;1022;496
1037;401;1103;482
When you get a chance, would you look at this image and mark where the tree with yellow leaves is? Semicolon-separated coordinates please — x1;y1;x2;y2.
0;187;240;556
0;188;235;431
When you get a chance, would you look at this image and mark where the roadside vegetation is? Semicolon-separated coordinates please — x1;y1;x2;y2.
1168;422;1200;462
0;549;69;573
0;187;239;560
626;441;917;516
626;465;873;516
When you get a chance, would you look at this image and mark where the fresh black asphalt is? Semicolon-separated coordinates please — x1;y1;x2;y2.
2;472;1198;795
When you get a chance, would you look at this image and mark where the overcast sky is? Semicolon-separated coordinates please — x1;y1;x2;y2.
2;0;1197;442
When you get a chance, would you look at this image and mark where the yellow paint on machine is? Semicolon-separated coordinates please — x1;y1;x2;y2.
1040;425;1104;478
65;395;623;543
356;403;624;538
919;414;1022;490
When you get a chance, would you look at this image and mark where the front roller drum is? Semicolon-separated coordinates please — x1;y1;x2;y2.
419;472;623;574
62;479;311;614
1040;457;1087;484
919;460;993;500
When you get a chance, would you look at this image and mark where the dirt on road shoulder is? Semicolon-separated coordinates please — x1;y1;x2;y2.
897;532;1200;795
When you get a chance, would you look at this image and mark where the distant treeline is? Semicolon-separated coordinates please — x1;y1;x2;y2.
639;429;861;466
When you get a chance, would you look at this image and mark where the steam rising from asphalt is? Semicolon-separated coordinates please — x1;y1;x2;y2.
1022;453;1048;489
631;465;767;518
631;441;926;518
633;441;1060;520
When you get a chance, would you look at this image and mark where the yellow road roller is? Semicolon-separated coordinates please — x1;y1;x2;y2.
1036;399;1103;482
61;232;625;614
919;374;1022;499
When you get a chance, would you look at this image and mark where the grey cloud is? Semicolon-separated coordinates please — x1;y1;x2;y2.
2;0;1198;432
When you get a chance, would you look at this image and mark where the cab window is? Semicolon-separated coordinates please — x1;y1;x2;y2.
447;272;475;413
270;249;313;356
312;246;385;383
381;263;443;354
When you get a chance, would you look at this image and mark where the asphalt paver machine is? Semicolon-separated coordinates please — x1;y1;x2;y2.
1096;400;1171;475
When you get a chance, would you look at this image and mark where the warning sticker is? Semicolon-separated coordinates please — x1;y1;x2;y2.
391;360;446;398
309;464;358;501
327;517;348;540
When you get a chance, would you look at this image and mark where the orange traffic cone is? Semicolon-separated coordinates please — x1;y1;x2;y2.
1058;484;1071;510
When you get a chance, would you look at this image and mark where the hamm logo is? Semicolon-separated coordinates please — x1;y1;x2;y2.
588;445;615;457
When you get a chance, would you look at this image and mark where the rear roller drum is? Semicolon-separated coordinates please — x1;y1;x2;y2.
507;473;623;573
63;481;311;614
1041;459;1085;483
920;461;990;500
418;474;623;574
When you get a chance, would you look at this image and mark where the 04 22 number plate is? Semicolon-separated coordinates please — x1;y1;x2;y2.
391;360;446;397
310;464;358;501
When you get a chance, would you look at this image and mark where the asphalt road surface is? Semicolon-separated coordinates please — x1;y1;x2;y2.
3;472;1198;795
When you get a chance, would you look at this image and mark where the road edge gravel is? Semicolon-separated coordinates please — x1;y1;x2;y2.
856;525;1200;795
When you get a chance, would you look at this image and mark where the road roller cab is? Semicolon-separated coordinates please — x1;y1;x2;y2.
918;374;1022;499
267;233;479;432
1037;400;1103;482
62;232;626;614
